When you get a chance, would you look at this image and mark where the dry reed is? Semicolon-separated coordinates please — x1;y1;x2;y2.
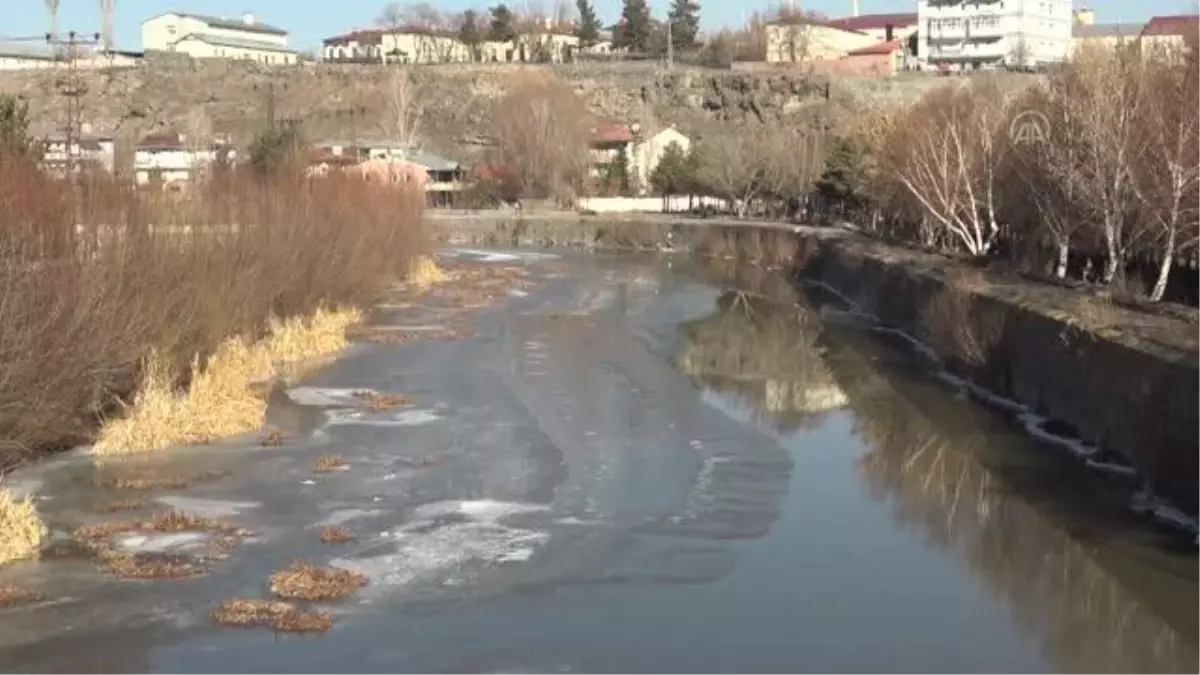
0;490;46;567
269;560;367;601
213;597;333;633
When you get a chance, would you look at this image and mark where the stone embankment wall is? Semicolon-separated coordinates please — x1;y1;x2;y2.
795;237;1198;515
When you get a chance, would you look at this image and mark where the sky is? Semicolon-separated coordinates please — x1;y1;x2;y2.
2;0;1197;52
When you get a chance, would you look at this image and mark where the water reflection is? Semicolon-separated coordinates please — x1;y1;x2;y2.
677;282;1198;673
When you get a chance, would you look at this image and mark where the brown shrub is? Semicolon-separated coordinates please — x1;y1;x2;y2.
0;584;44;607
213;597;332;633
318;525;357;543
269;560;367;601
313;456;346;473
920;282;1006;368
0;160;427;466
97;550;204;579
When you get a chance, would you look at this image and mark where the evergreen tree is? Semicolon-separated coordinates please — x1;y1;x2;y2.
459;9;483;60
613;0;652;53
574;0;602;48
667;0;701;50
0;94;33;159
489;4;517;42
815;135;867;209
249;125;305;176
650;141;688;196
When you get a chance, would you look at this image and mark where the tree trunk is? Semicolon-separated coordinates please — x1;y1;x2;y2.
1102;236;1122;284
1054;240;1069;279
1150;228;1177;302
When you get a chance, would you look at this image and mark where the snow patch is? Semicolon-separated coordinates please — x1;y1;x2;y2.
286;387;365;407
154;496;261;517
326;408;442;428
116;532;211;554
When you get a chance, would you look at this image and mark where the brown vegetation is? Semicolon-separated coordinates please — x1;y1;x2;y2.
213;597;333;633
312;456;347;473
489;73;593;203
97;550;204;580
96;498;146;513
318;525;357;543
93;468;230;491
269;560;368;601
0;491;46;566
0;584;45;607
0;157;427;467
353;390;414;412
260;429;286;447
828;38;1199;303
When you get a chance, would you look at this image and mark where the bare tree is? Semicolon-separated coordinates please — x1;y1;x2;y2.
693;129;766;217
1131;43;1200;300
379;68;424;147
883;80;1011;256
1050;43;1150;283
490;74;593;202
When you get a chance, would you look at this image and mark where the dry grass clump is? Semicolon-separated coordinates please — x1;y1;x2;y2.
318;525;357;543
97;498;145;513
213;597;332;633
409;255;447;289
920;285;1006;368
0;584;45;607
97;550;204;580
313;456;347;473
93;468;230;491
269;560;367;601
0;490;47;567
146;509;239;535
260;429;286;447
93;307;360;457
352;390;413;412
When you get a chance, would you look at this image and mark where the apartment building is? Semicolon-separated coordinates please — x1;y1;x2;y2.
918;0;1074;71
142;11;298;65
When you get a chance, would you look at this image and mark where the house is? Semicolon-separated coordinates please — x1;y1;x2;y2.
765;16;878;63
322;29;386;62
141;11;297;64
918;0;1073;71
0;43;142;70
587;123;692;195
840;39;906;76
310;140;465;205
1140;14;1200;51
40;134;116;176
133;131;235;188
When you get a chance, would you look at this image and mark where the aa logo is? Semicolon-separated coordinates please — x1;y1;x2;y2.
1009;110;1050;146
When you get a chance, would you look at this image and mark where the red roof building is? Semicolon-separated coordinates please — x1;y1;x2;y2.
1141;14;1199;37
846;38;905;57
590;123;634;145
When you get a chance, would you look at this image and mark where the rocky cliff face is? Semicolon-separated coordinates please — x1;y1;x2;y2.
0;57;971;163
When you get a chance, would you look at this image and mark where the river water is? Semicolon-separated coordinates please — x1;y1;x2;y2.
0;249;1194;673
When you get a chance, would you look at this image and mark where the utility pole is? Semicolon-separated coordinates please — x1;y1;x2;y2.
666;14;673;70
47;30;100;178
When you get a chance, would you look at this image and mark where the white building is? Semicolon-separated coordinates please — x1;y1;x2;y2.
0;43;142;70
918;0;1074;71
134;131;235;187
41;135;116;176
141;11;297;65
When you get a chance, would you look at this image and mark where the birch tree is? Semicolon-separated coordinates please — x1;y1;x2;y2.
885;81;1010;256
1130;44;1200;300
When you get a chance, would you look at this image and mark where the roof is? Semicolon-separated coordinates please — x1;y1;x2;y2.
766;15;867;34
826;12;918;32
1141;14;1199;36
0;42;58;60
175;32;297;53
1073;22;1143;38
471;163;510;182
402;149;459;172
846;38;905;56
323;29;386;46
590;123;634;144
145;12;287;36
137;131;184;149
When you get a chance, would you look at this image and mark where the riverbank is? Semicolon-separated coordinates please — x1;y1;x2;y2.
433;213;1200;523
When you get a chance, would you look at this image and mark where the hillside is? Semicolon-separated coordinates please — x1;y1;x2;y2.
0;55;1037;164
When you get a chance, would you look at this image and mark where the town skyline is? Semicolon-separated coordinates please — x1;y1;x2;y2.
1;0;1196;52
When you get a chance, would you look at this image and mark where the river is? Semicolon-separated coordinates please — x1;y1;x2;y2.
0;248;1194;673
